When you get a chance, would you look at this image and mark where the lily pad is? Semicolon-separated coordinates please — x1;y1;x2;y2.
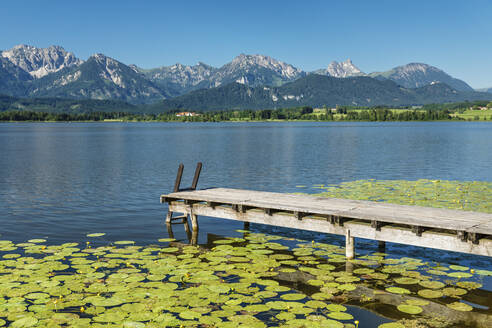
27;239;46;243
280;293;305;301
386;287;411;295
87;233;106;237
397;304;423;314
418;289;443;298
446;301;473;311
378;323;405;328
418;280;445;289
448;271;473;278
327;311;354;320
394;277;419;285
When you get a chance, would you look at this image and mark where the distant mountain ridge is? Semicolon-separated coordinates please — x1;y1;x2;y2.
313;59;364;77
369;63;474;92
136;54;306;97
0;44;487;106
29;54;167;104
150;75;490;112
476;87;492;94
1;45;82;78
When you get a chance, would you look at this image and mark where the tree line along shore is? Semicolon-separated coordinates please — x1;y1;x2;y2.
1;101;491;122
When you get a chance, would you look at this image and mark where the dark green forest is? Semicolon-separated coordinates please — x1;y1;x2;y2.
2;106;490;122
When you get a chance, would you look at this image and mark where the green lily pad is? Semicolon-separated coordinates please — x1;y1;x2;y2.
394;277;419;285
123;322;146;328
449;265;469;271
442;287;467;297
179;310;202;319
280;293;305;301
446;301;473;311
448;272;473;278
276;312;296;321
158;238;176;242
327;311;354;320
397;304;423;314
87;233;106;237
378;323;405;328
337;283;356;291
27;239;46;243
326;304;347;312
418;289;443;298
11;317;38;328
92;312;126;322
418;280;445;289
114;240;135;245
386;287;411;294
456;281;482;289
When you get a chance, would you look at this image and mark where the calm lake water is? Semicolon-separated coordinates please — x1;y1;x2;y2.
1;122;491;246
1;121;491;327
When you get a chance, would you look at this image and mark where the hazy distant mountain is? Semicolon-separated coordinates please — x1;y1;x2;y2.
136;62;217;97
211;54;305;87
29;54;167;104
313;59;365;77
476;87;492;94
0;44;488;107
0;57;33;96
139;54;306;96
1;45;82;78
151;75;490;112
369;63;473;92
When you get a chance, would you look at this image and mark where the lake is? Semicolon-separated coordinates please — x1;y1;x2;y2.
0;121;491;327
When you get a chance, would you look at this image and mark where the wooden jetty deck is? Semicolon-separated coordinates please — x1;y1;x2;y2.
161;163;492;257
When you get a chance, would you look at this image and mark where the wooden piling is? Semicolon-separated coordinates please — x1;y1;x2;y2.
345;230;355;259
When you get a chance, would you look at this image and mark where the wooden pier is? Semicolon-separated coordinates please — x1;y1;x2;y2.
161;164;492;257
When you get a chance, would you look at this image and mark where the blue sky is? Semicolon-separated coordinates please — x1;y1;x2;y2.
1;0;491;88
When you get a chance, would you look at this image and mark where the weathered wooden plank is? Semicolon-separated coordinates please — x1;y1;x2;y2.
168;201;492;257
162;188;492;235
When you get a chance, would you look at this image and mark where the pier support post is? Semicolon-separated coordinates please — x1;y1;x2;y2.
189;208;199;232
378;241;386;252
345;260;354;274
345;230;355;260
165;210;173;224
166;222;174;239
244;222;250;230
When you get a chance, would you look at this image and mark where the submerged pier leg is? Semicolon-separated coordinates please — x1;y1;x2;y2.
189;209;199;232
165;210;173;224
190;229;198;246
378;241;386;252
244;222;250;230
345;230;355;259
166;222;174;239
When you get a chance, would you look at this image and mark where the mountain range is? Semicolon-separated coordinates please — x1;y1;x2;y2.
1;44;491;109
148;75;488;112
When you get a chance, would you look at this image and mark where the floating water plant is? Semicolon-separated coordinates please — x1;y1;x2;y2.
312;179;492;213
0;231;489;327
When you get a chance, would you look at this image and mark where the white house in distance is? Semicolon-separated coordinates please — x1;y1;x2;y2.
175;112;199;117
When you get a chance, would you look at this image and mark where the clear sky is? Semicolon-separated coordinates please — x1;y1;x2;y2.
1;0;491;88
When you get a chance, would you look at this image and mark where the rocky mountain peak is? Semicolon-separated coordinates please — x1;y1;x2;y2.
369;63;474;91
1;44;82;78
325;59;364;77
228;54;303;79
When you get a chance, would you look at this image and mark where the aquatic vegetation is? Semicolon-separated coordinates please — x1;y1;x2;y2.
0;232;489;327
396;304;423;314
312;179;492;213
